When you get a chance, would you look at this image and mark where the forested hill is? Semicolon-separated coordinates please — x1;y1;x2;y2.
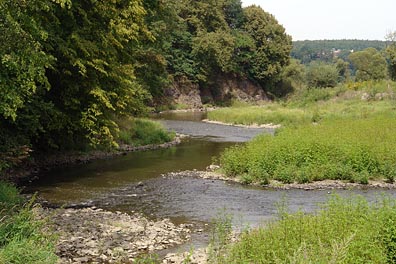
0;0;292;170
292;40;388;64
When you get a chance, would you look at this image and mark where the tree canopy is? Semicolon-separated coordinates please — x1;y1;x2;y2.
0;0;293;172
348;48;388;81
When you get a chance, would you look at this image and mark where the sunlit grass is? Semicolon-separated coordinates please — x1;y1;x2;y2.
208;81;396;127
0;182;58;263
213;195;396;264
220;114;396;184
117;118;175;146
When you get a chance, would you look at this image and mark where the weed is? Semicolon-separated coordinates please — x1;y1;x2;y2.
117;118;175;146
215;195;396;263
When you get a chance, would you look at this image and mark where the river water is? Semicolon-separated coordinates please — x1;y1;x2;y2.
27;111;396;249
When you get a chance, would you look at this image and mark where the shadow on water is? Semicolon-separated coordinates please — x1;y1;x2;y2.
27;138;235;204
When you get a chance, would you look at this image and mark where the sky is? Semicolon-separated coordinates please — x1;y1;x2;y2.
242;0;396;41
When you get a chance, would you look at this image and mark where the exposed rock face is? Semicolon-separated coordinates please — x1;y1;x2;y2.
165;75;268;108
165;76;203;109
38;207;190;263
204;74;268;103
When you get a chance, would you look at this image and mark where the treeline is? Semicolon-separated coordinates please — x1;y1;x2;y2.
284;36;396;89
0;0;291;172
292;39;388;64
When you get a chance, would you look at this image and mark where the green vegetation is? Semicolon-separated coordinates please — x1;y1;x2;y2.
118;119;175;147
220;115;396;184
0;0;292;176
212;195;396;263
212;81;396;184
0;182;58;263
349;48;388;81
306;61;339;88
292;39;387;64
209;81;396;127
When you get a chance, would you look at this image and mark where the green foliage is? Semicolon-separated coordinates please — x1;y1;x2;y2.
349;48;388;81
335;58;351;82
118;119;175;147
306;61;339;88
208;80;396;128
0;185;57;264
242;6;292;87
216;195;396;263
385;31;396;81
0;0;53;121
208;211;233;263
220;114;396;184
208;104;312;127
0;0;293;170
0;182;21;208
213;82;396;184
292;39;387;64
192;30;235;75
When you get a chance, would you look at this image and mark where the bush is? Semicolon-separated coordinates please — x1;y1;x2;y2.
118;118;175;146
306;61;339;88
0;181;21;208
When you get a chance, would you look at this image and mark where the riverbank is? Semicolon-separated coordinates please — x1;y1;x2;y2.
3;134;184;186
201;119;281;129
36;206;191;263
164;170;396;190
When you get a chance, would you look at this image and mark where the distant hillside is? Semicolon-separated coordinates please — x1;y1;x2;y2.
292;40;388;64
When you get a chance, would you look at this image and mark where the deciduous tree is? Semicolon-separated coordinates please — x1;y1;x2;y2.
348;48;387;81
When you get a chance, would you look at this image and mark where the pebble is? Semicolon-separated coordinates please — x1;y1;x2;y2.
36;207;190;263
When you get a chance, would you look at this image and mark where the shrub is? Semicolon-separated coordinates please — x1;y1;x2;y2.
0;181;21;208
118;118;175;146
306;61;339;88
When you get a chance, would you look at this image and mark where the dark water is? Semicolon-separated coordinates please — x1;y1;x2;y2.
27;139;234;204
27;111;396;250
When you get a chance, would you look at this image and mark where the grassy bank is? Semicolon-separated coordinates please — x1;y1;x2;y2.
212;195;396;263
214;81;396;184
117;118;175;147
207;81;396;127
0;181;58;263
220;114;396;184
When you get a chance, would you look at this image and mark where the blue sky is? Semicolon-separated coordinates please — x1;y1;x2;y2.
242;0;396;41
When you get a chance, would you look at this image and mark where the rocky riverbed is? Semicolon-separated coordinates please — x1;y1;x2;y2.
36;207;191;263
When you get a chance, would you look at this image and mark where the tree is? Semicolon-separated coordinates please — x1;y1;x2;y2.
242;6;292;87
335;58;351;82
385;31;396;81
273;59;306;97
0;0;53;121
223;0;244;29
306;62;339;88
348;48;387;81
40;0;151;148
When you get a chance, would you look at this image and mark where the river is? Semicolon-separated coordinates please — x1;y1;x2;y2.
26;111;396;250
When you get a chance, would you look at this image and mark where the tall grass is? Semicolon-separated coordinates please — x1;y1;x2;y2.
214;195;396;264
0;182;58;263
207;80;396;127
118;118;175;146
220;114;396;184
